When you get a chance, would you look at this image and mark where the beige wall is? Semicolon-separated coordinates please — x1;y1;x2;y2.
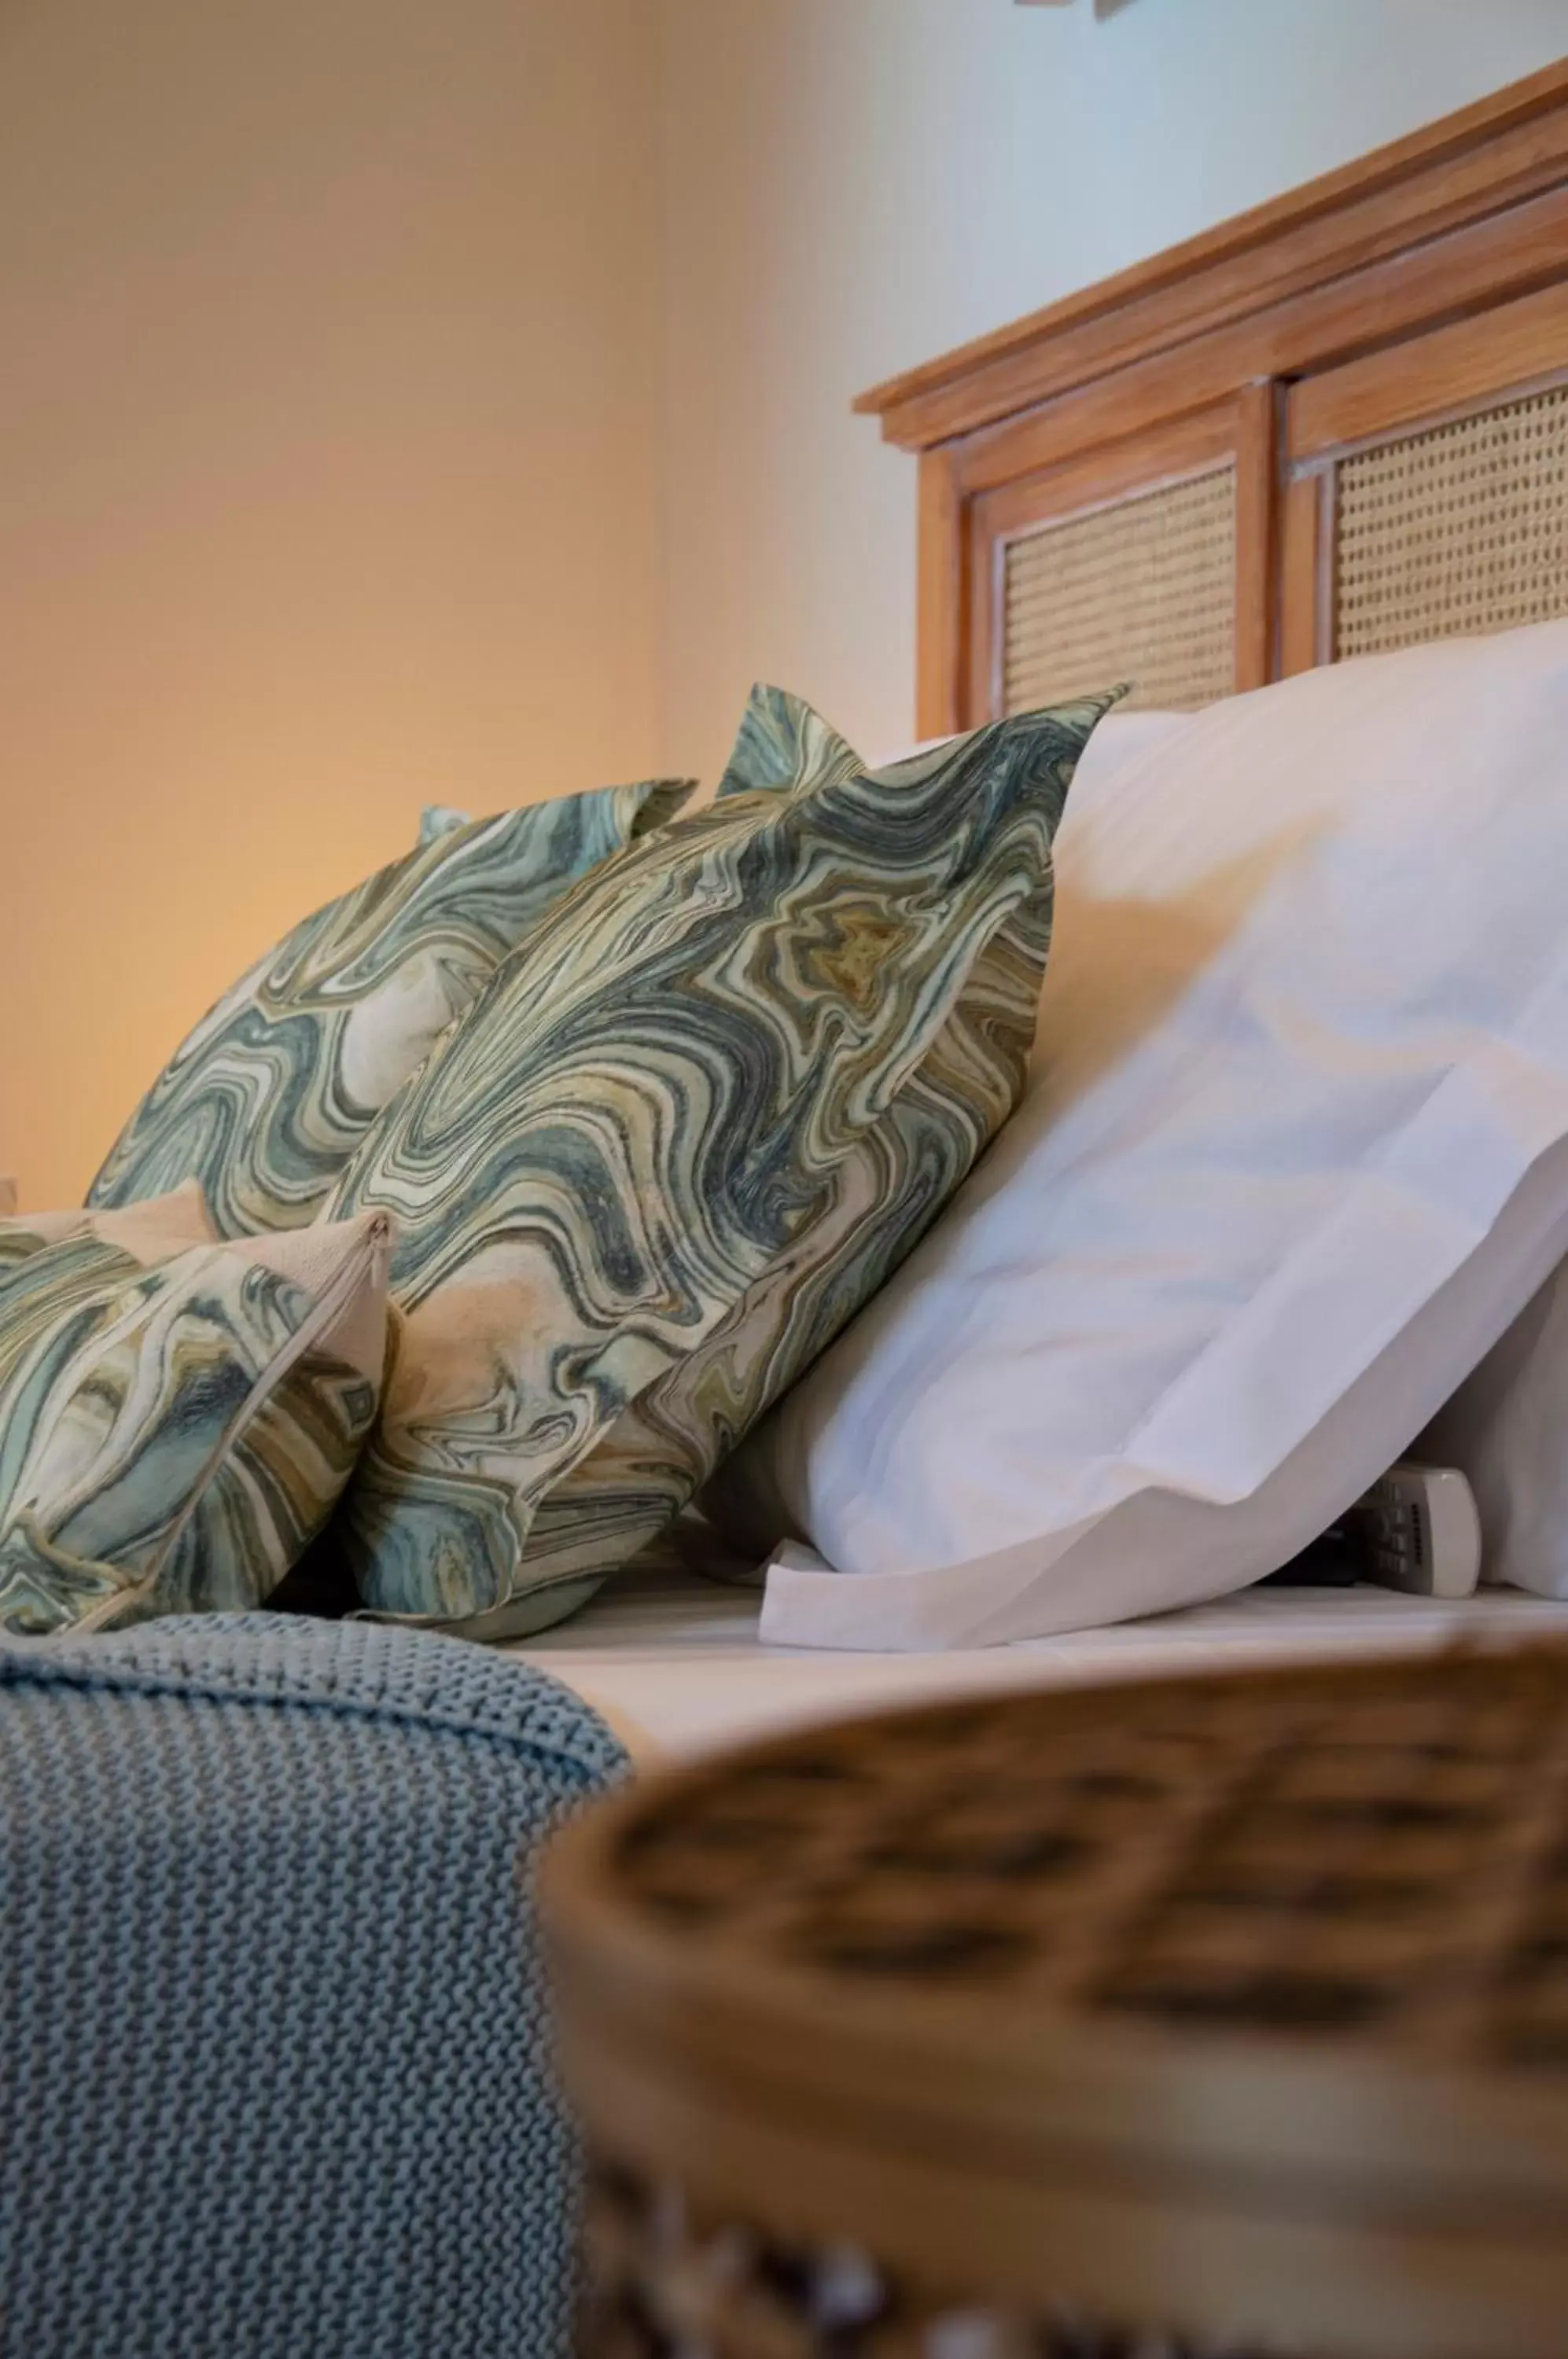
0;0;662;1209
655;0;1568;789
9;1;1568;1210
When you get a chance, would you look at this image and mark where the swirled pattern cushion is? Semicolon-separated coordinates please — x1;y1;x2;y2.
534;686;1113;1598
0;1209;391;1636
87;778;694;1237
0;1177;216;1275
0;1184;222;1428
326;686;1117;1638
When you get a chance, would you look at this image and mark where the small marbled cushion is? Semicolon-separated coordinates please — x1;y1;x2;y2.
0;1184;225;1371
87;778;694;1238
0;1178;217;1277
325;684;1119;1639
0;1210;392;1638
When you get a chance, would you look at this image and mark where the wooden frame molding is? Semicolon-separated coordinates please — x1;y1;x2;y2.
1232;380;1279;692
1286;275;1568;458
916;449;966;738
857;62;1568;454
857;61;1568;730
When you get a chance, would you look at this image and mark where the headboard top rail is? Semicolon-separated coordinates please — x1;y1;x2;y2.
857;58;1568;453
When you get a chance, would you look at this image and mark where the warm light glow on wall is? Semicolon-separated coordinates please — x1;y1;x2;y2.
0;0;663;1213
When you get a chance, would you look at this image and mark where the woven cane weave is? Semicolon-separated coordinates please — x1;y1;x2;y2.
544;1646;1568;2359
1336;386;1568;660
1003;466;1236;716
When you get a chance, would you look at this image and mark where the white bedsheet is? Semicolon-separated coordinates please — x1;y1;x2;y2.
507;1570;1568;1761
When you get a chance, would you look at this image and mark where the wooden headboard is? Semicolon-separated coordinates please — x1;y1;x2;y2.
856;61;1568;736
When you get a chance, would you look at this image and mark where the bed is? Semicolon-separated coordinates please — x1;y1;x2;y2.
21;75;1568;2359
510;1564;1568;1760
513;61;1568;1757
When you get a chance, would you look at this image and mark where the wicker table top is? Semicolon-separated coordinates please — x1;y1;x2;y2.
543;1643;1568;2358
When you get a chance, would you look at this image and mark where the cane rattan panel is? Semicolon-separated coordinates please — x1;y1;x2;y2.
1003;465;1236;715
1336;387;1568;660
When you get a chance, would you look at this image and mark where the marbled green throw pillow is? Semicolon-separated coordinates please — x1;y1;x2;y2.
325;685;1117;1639
0;1203;391;1637
0;1179;217;1276
87;778;694;1238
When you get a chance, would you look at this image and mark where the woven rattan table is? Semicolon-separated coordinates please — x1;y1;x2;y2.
542;1647;1568;2359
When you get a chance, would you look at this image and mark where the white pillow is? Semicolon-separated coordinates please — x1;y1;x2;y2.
871;707;1187;779
705;623;1568;1649
1422;1261;1568;1598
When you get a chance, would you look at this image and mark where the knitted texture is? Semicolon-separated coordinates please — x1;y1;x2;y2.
0;1613;628;2359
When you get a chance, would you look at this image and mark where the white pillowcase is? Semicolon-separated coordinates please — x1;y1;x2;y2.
1422;1261;1568;1598
706;623;1568;1649
871;707;1186;782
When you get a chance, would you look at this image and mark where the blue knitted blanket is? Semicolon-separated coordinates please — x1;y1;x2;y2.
1;1613;628;2359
